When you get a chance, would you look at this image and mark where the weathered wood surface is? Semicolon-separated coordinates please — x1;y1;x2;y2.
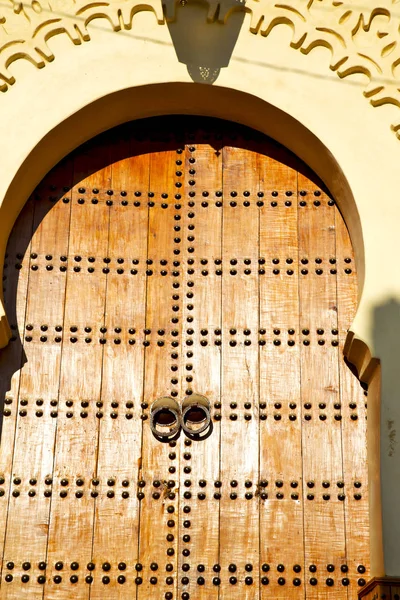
0;118;369;599
298;174;346;600
44;146;110;600
177;138;222;600
90;141;148;599
137;147;179;600
220;144;259;599
2;159;73;600
259;154;303;599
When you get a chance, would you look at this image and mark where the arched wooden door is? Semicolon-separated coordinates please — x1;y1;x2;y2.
0;117;369;599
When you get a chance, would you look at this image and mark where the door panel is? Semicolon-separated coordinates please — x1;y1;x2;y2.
90;145;148;600
0;117;370;599
258;153;303;599
297;178;346;600
177;139;222;600
219;144;260;599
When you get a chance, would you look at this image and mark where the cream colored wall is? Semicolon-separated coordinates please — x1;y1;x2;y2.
1;0;400;577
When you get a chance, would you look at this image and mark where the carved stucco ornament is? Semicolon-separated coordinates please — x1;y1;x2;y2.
1;0;400;137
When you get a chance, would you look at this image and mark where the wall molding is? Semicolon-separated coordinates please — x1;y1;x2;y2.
1;0;400;137
344;330;380;387
358;576;400;599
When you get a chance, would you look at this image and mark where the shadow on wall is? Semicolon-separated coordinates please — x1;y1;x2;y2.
0;306;26;443
372;298;400;575
166;0;245;83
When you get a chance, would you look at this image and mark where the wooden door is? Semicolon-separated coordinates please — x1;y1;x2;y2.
0;117;370;599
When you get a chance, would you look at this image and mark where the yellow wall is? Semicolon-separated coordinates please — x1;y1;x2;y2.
1;0;400;577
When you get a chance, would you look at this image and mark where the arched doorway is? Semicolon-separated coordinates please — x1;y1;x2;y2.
0;116;369;598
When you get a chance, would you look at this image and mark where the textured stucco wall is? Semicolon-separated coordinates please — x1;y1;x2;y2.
1;0;400;576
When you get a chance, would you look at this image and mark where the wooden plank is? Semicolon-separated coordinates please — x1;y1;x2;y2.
258;154;304;598
137;146;180;600
43;148;111;600
391;584;400;600
177;133;222;600
336;210;370;587
0;196;34;587
369;585;391;600
1;160;73;599
90;137;149;598
297;177;346;599
219;143;259;600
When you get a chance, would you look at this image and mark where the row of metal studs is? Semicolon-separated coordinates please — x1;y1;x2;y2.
19;325;341;334
38;188;328;198
2;411;364;421
11;265;354;275
0;476;365;487
2;560;367;573
2;574;369;587
20;337;342;346
10;255;352;264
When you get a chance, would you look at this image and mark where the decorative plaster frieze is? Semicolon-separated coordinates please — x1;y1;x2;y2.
1;0;400;138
